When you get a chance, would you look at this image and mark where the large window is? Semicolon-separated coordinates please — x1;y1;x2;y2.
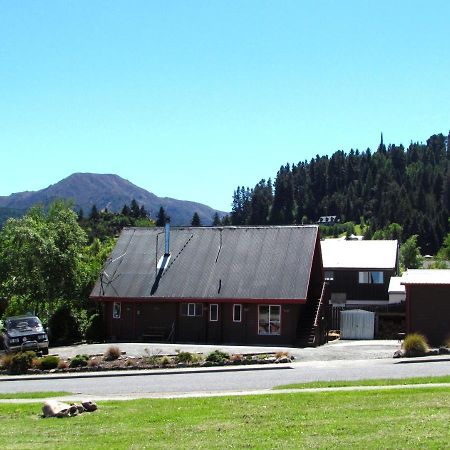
258;305;281;335
209;304;218;322
233;304;242;322
181;303;203;317
358;271;384;284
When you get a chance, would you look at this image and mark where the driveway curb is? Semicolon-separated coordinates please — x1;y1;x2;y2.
0;363;293;382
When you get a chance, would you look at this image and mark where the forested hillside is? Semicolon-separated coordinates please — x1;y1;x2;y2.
230;132;450;254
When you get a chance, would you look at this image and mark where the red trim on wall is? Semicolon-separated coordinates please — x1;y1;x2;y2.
90;296;307;305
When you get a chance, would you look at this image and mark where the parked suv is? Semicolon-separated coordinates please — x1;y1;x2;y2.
2;315;49;355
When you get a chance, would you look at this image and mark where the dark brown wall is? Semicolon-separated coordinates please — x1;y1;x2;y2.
407;285;450;346
328;269;395;302
104;300;302;345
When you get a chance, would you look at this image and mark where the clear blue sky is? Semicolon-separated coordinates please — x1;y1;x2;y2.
1;1;449;212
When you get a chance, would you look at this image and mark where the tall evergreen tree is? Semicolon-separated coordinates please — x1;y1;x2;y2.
191;212;201;226
156;206;167;227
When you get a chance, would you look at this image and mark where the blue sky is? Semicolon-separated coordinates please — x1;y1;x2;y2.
1;1;449;212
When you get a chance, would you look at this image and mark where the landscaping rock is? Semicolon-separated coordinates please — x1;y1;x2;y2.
276;356;291;363
393;350;403;358
439;347;450;355
42;400;98;418
426;349;439;356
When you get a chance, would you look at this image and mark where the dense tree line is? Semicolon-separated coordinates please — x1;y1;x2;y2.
230;132;450;253
79;199;155;242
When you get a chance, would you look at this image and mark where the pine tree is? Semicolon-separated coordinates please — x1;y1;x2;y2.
191;212;201;226
212;212;221;226
156;206;167;227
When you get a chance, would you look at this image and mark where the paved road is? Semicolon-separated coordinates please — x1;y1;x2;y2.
1;356;449;397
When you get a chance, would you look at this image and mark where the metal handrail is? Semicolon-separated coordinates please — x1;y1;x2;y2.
313;282;328;328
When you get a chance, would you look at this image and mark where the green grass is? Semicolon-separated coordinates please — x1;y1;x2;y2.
0;391;72;399
0;387;449;449
273;375;450;390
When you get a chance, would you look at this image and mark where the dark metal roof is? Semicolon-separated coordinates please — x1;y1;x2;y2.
90;226;319;301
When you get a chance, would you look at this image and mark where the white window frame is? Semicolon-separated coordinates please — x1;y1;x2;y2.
358;271;384;284
258;305;281;336
181;303;203;317
112;302;121;319
233;304;242;322
209;304;218;322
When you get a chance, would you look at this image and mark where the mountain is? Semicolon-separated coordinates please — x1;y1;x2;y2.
0;173;226;226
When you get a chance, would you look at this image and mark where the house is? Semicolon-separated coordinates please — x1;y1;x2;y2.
321;239;399;307
90;225;329;347
320;239;401;336
317;216;339;225
401;269;450;346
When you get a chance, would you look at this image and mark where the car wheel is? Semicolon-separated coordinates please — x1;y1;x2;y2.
41;348;49;356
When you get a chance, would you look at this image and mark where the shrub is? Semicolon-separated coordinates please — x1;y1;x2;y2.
87;358;99;367
84;313;105;343
206;350;230;363
0;353;13;370
69;354;89;368
104;346;121;361
175;351;194;364
48;305;81;345
38;355;60;370
403;333;429;356
160;356;171;366
58;360;68;369
9;351;36;374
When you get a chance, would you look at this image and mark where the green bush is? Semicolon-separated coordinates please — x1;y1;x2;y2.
69;354;89;368
175;351;194;364
104;346;121;361
403;333;429;356
84;313;105;343
206;350;230;363
38;355;60;370
9;351;36;374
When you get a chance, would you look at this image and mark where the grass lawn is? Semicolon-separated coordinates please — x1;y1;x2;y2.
0;392;72;400
273;375;450;390
0;387;449;449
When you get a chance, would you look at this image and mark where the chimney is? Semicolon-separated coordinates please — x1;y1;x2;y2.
164;218;170;256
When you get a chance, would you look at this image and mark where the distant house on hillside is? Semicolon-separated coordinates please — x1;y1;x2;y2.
90;225;329;347
317;216;339;225
401;269;450;346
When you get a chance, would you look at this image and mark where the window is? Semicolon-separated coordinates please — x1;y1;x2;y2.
112;302;121;319
233;304;242;322
181;303;203;317
210;304;218;322
324;270;334;281
358;271;384;284
258;305;281;335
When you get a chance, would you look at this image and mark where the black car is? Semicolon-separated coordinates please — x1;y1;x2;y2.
2;315;49;355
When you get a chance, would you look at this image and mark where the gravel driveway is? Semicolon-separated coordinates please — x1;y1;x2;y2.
50;339;401;361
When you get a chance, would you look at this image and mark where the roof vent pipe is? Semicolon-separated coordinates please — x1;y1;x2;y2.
164;218;170;256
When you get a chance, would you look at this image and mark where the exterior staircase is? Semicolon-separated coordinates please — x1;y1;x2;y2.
296;283;329;347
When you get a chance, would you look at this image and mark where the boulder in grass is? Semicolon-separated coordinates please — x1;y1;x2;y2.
42;400;71;418
43;399;98;418
82;400;98;412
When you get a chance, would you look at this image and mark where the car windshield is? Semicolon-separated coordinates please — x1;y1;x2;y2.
7;318;42;331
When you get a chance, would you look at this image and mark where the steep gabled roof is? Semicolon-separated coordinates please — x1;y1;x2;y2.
321;239;398;270
90;226;320;301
